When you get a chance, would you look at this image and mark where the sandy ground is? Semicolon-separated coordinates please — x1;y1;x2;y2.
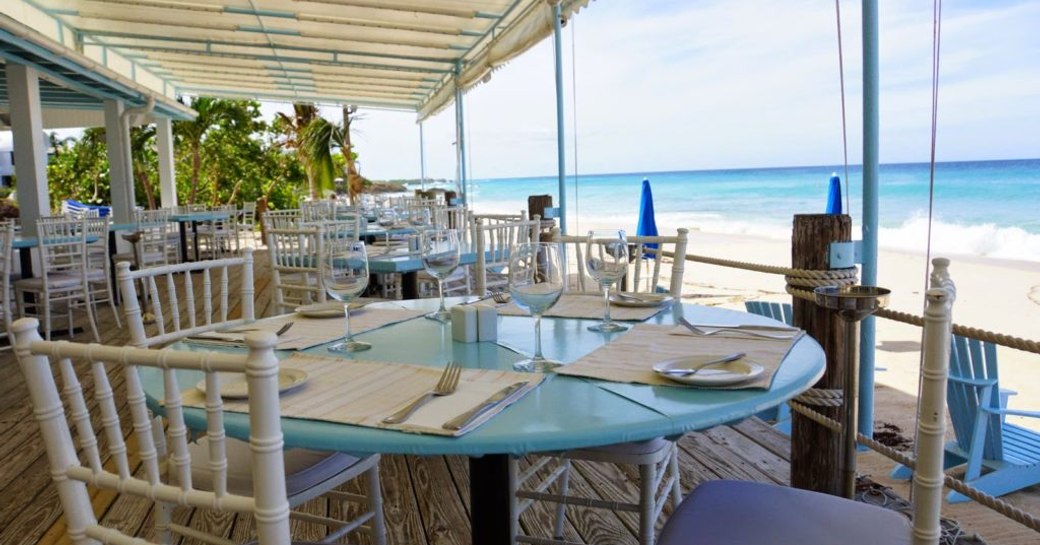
611;223;1040;544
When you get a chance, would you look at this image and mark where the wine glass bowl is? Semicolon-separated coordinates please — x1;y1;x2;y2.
376;208;397;228
586;229;629;333
509;242;564;372
422;229;461;322
323;241;371;352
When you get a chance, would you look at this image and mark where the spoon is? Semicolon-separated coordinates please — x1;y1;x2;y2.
659;352;746;376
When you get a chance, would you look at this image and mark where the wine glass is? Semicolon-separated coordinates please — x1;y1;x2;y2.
509;242;564;372
322;241;371;352
586;229;629;333
409;207;431;228
421;229;460;322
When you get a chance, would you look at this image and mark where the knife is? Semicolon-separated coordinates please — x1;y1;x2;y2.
684;323;799;332
442;382;528;431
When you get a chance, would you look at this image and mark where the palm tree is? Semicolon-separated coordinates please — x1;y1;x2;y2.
274;103;334;200
299;105;366;203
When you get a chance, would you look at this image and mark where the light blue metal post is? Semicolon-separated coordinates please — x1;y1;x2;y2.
454;66;467;206
552;1;568;233
419;122;427;191
860;0;880;441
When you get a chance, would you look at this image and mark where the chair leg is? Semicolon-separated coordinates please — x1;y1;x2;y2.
553;459;570;540
366;464;387;545
668;445;682;506
638;463;656;545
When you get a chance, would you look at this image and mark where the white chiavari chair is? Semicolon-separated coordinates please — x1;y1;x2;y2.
515;228;690;545
12;318;295;545
0;219;13;347
83;215;120;327
14;216;99;342
471;215;540;296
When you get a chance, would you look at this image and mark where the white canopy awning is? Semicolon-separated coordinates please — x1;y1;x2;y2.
3;0;590;120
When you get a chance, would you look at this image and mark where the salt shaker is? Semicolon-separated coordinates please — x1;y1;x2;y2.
476;305;498;341
451;305;478;342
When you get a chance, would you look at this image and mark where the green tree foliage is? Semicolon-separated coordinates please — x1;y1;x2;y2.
45;97;309;211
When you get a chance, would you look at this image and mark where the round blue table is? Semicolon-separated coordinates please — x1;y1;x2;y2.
149;298;825;545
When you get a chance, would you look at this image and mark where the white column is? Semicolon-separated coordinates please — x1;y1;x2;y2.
6;63;50;238
104;99;135;224
156;117;178;208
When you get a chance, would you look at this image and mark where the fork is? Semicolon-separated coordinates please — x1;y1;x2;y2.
220;322;295;336
677;317;793;340
382;361;462;424
490;290;511;304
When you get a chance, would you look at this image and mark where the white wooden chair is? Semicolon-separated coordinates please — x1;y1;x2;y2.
236;201;258;249
11;318;295;545
656;260;957;545
83;215;121;327
196;204;237;260
14;217;100;342
551;227;690;296
265;220;360;314
117;249;257;347
472;215;540;296
117;250;387;544
515;228;689;545
114;209;175;270
0;219;13;348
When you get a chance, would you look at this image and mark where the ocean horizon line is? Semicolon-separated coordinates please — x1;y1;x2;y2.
466;157;1040;184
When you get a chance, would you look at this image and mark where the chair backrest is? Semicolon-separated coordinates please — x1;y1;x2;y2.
117;248;255;347
265;222;333;313
551;228;689;296
261;209;303;231
472;215;539;296
947;334;1003;460
11;318;291;545
434;206;471;244
239;201;258;229
745;301;794;326
37;216;89;279
627;229;689;296
133;209;173;269
83;216;111;268
472;211;528;226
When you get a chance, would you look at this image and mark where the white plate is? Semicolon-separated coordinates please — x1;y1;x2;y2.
608;292;674;308
295;302;362;318
652;356;764;386
196;368;309;399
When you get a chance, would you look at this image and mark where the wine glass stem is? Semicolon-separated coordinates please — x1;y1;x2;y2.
601;284;613;324
533;314;544;360
437;279;447;313
343;303;352;341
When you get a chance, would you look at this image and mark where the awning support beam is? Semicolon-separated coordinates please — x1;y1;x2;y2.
552;0;567;233
859;0;880;442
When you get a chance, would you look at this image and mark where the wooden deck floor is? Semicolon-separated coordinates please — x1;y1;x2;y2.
0;250;822;544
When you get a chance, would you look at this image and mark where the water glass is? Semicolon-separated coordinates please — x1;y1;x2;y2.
509;242;564;372
586;229;629;332
323;241;371;352
422;229;461;322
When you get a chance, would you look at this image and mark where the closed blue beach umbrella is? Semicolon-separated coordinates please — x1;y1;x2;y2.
826;173;843;214
637;178;659;253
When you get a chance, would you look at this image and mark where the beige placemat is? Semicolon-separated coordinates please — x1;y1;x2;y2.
554;323;804;390
182;354;544;436
476;293;667;321
186;308;426;350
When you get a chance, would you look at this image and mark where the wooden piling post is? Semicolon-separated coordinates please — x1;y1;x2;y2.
527;194;555;241
790;213;852;495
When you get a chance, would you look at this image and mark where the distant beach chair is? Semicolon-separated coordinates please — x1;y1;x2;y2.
890;334;1039;503
744;301;794;431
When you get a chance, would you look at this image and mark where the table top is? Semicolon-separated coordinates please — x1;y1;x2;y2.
144;298;824;457
169;211;233;222
13;234;100;248
368;248;479;274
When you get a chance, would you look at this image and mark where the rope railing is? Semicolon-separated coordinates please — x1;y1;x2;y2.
663;250;1040;356
788;400;1040;533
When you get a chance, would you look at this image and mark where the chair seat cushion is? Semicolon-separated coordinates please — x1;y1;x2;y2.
657;480;911;545
15;273;82;289
188;437;365;497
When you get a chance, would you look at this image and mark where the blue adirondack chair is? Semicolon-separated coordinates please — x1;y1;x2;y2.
891;335;1040;503
745;301;794;431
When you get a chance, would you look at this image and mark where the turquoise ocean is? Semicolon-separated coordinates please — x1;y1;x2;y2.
456;158;1040;263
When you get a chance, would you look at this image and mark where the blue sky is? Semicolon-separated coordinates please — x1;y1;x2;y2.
289;0;1038;182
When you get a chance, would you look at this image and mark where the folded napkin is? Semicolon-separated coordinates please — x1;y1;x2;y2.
185;307;426;350
476;293;667;321
182;354;543;436
554;323;804;390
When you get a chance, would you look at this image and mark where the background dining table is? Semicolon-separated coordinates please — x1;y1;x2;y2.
143;297;826;545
